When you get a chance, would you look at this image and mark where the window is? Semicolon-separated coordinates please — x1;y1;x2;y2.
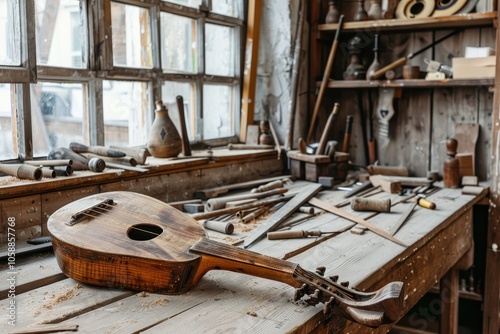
0;0;245;162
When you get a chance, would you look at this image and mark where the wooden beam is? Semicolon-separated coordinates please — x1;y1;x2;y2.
239;0;262;143
483;9;500;334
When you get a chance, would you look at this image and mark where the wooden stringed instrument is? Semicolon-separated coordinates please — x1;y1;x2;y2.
48;191;404;327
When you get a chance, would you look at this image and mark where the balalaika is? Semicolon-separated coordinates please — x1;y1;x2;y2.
48;191;404;327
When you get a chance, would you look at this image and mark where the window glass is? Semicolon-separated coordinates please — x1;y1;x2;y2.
111;2;153;68
0;0;21;66
211;0;242;18
205;23;234;76
0;84;16;159
161;81;194;141
31;82;85;156
103;80;150;147
35;0;87;68
203;84;234;139
160;12;197;74
162;0;202;9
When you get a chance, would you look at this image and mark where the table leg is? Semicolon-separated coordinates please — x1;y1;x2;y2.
440;268;459;334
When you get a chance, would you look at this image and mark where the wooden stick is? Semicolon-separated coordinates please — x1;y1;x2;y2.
306;15;344;143
9;324;79;334
244;183;323;248
176;95;192;157
228;143;274;150
109;145;149;165
69;142;125;157
206;187;288;211
317;103;339;155
191;194;293;221
308;197;408;247
23;159;73;166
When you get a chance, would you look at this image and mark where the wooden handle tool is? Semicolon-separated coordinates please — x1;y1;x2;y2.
307;15;344;143
342;115;353;153
267;230;331;240
415;195;436;209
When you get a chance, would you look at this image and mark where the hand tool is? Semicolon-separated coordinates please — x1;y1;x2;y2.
176;95;192;157
371;30;461;80
307;15;344;143
415;194;436;209
309;197;408;247
342;115;354;153
267;230;337;240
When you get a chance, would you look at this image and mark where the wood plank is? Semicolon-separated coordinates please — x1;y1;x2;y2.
0;253;65;300
0;278;134;331
239;0;262;143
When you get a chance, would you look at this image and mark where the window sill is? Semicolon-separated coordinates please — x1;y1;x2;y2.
0;148;280;201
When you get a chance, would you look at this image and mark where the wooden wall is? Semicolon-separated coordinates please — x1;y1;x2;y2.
312;25;495;181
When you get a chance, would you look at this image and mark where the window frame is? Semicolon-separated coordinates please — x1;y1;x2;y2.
1;0;247;162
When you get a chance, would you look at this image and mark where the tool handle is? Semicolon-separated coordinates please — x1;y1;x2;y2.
416;197;436;209
201;220;234;234
267;230;322;240
351;197;391;212
371;57;407;80
176;95;192;157
317;103;340;155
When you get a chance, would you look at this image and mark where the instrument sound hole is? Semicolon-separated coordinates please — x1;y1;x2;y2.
128;224;163;241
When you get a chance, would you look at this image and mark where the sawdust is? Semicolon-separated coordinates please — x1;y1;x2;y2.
42;283;83;309
141;297;170;307
139;291;149;297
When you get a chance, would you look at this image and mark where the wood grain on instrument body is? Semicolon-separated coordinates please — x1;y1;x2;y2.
48;191;404;327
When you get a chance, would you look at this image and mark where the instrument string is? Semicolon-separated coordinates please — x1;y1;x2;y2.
74;202;166;238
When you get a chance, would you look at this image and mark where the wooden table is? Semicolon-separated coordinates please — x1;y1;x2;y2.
0;183;486;333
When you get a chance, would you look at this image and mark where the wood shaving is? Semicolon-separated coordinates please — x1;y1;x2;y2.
139;291;150;297
42;284;83;309
247;311;257;317
141;297;170;307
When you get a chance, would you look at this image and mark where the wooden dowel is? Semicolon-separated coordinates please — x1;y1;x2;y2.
23;159;73;166
205;187;288;211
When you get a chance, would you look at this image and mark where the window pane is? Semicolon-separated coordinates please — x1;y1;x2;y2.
111;2;152;69
0;0;21;66
161;81;194;141
31;82;85;156
103;80;150;147
162;0;202;9
203;84;234;139
35;0;88;68
0;84;16;159
160;13;197;74
212;0;242;18
205;24;234;76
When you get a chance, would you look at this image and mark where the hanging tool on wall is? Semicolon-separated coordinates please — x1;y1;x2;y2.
342;115;354;153
376;86;401;138
307;15;344;143
370;30;461;80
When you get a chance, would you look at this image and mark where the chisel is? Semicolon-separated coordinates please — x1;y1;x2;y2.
267;230;337;240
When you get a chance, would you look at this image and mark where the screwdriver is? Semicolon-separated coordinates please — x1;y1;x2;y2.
267;230;337;240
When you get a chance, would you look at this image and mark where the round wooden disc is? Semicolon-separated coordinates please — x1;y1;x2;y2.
431;0;468;16
396;0;436;19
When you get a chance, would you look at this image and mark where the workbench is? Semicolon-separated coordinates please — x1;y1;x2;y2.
0;182;487;333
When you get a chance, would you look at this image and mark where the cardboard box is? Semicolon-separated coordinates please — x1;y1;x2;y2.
452;56;496;79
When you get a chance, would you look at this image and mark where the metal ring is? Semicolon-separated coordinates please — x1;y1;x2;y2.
396;0;435;19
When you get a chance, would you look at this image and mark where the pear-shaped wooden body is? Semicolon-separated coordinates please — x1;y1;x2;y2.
147;100;182;158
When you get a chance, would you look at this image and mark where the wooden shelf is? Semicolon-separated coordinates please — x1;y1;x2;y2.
429;285;483;302
318;12;497;33
322;78;495;89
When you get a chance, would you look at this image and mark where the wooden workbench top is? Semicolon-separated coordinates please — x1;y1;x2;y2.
0;182;487;333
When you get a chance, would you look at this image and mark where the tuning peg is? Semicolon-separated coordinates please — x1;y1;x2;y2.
306;289;321;305
340;281;349;287
322;296;335;316
316;266;326;276
294;284;308;302
329;275;339;282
